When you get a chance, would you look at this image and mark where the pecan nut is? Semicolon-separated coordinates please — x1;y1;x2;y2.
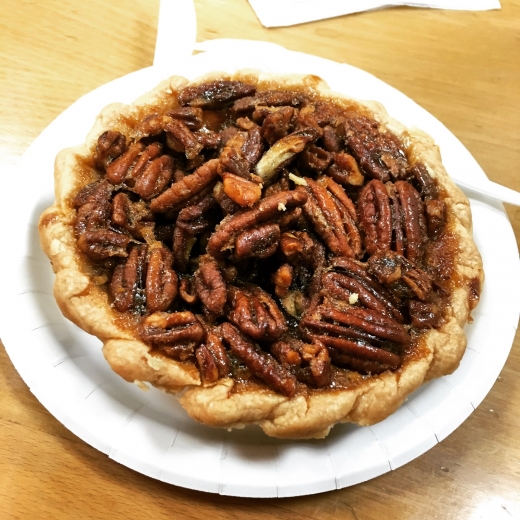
195;344;219;383
303;176;361;258
111;192;154;239
260;106;295;145
394;180;427;264
344;116;408;182
194;257;227;316
146;246;178;313
228;285;287;342
326;152;364;187
179;80;257;109
255;129;319;183
408;300;442;329
110;245;147;312
150;159;219;213
206;187;307;259
203;332;230;379
74;180;113;234
140;311;204;360
357;179;392;256
325;256;404;322
297;144;332;173
222;173;262;207
77;229;131;261
167;107;204;130
358;179;427;263
195;329;230;384
367;251;433;302
106;142;145;185
272;263;294;298
164;118;203;160
95;130;127;171
233;90;306;114
272;339;332;388
172;192;217;271
221;322;297;397
133;155;173;200
300;301;408;374
234;223;281;260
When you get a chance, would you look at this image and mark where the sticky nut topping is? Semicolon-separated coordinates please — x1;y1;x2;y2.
73;77;453;396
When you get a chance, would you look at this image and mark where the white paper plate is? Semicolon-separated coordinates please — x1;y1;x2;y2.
1;43;519;498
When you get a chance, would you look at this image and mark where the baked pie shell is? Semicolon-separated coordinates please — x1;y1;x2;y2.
39;72;484;439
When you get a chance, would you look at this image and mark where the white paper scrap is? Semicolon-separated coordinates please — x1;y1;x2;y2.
248;0;501;28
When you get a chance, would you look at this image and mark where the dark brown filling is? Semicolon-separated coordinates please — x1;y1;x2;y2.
73;78;453;397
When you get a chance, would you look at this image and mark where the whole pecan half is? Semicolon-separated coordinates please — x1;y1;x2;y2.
146;246;178;313
95;130;127;171
303;176;361;258
311;303;410;345
228;285;287;342
164;118;204;159
133;155;173;200
74;180;113;235
357;179;392;256
358;179;427;263
140;311;205;360
172;192;217;272
77;229;131;261
150;159;219;214
110;244;147;313
196;332;230;383
178;80;257;109
326;256;404;322
195;344;219;383
234;223;281;260
221;322;297;397
394;180;427;264
233;90;307;114
344;116;408;182
106;142;146;185
167;107;204;130
329;349;399;375
194;256;227;316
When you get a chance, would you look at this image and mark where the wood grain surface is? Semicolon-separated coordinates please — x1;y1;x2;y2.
1;1;519;518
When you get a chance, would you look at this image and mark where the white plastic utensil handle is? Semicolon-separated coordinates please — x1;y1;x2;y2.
154;0;196;68
454;178;520;207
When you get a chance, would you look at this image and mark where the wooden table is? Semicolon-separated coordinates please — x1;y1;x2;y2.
1;1;519;518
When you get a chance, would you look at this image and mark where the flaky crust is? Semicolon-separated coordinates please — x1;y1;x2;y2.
39;71;484;439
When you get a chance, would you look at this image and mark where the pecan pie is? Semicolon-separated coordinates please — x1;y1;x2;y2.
39;72;483;438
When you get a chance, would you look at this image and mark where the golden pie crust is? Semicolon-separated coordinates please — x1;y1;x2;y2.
39;71;484;439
